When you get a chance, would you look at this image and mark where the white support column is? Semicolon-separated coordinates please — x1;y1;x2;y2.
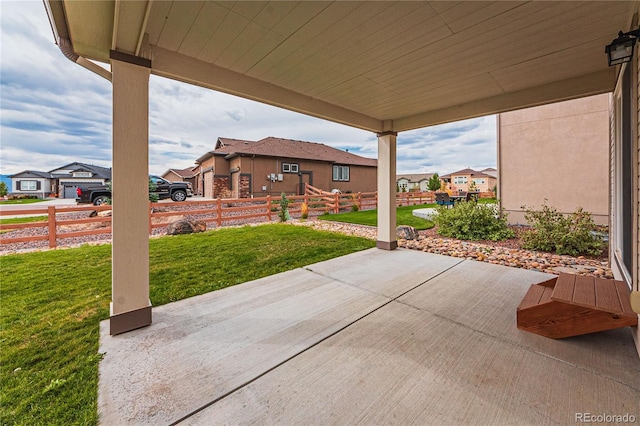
376;131;397;250
109;51;151;335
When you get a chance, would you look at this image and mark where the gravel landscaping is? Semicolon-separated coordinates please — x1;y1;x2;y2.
296;221;613;279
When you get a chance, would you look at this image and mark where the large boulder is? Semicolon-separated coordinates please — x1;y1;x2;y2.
396;225;419;240
167;219;206;235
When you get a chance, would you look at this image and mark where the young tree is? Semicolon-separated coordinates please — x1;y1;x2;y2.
0;182;8;197
148;178;158;202
427;173;441;191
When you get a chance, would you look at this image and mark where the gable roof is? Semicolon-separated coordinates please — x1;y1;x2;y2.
441;168;495;179
49;162;112;179
221;137;377;167
10;170;52;179
195;137;254;163
396;173;435;183
164;167;199;179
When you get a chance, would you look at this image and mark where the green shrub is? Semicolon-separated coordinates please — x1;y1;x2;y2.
521;203;603;256
148;179;158;203
278;192;290;222
434;201;514;241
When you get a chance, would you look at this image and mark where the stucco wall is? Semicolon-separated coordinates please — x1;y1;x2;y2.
236;156;377;197
498;94;610;225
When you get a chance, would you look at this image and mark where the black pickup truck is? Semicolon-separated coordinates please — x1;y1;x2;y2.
75;175;193;205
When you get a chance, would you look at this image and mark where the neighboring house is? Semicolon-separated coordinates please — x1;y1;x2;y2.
10;162;112;199
481;167;497;178
497;94;609;225
10;171;52;198
396;173;435;192
49;162;111;198
161;167;200;195
196;137;377;199
440;168;497;194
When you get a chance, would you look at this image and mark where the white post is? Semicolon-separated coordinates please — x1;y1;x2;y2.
376;131;397;250
109;51;151;334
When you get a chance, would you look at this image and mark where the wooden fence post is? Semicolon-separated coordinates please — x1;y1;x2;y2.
334;193;339;213
216;198;222;227
267;195;272;222
47;206;57;248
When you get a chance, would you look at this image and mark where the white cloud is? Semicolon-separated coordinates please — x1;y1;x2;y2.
0;1;497;179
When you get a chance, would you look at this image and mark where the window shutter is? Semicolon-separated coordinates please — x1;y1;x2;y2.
36;181;41;190
18;180;23;190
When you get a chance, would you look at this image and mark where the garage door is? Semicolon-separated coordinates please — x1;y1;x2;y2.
64;186;77;198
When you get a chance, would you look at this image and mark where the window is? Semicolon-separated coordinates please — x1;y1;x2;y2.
453;176;467;184
472;178;485;184
282;163;299;173
73;171;92;178
333;165;349;181
19;180;39;191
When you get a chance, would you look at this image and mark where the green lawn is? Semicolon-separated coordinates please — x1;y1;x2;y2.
318;204;436;230
0;224;375;425
0;216;48;225
0;199;47;205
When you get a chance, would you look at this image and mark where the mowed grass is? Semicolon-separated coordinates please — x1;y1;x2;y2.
1;224;375;425
0;216;48;225
318;204;436;230
0;199;47;205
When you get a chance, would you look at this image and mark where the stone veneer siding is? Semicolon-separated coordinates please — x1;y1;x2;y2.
213;176;230;198
239;174;251;198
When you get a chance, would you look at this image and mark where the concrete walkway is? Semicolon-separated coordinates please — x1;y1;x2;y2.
98;249;639;425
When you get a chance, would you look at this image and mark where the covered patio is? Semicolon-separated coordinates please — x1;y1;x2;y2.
98;248;639;424
43;1;640;423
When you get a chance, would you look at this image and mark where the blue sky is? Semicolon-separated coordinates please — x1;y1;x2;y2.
0;1;497;177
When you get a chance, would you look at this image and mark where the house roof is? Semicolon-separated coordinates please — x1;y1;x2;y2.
440;168;495;179
481;167;498;178
163;167;200;179
49;162;112;179
10;170;52;179
396;173;435;183
195;138;254;163
218;137;377;167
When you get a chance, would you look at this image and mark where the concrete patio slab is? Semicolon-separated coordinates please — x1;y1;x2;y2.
98;249;639;425
306;248;462;298
398;260;640;388
188;302;638;425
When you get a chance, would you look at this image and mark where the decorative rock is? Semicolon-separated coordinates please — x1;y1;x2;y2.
167;219;206;235
396;225;419;240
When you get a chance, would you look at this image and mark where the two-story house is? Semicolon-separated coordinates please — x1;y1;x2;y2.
440;168;497;194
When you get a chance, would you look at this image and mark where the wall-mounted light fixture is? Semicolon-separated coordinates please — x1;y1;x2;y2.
605;28;640;66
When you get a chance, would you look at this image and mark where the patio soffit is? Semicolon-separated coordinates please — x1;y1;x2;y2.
47;1;638;133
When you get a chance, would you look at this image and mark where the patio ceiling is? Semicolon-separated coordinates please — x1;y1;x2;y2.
47;0;637;133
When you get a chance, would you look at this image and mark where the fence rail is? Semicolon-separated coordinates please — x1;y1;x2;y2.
0;190;437;249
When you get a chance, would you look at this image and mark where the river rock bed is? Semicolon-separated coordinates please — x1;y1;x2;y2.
296;221;613;278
